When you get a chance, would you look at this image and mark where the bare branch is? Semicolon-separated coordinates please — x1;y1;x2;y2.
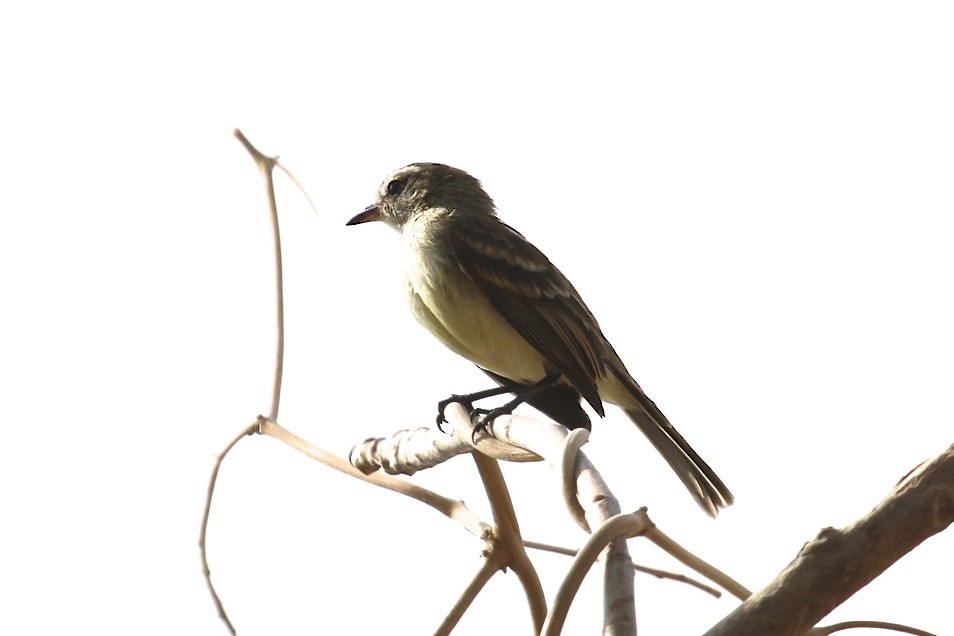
471;452;548;633
349;423;539;477
646;527;751;601
438;405;638;634
542;511;651;636
233;128;284;422
350;426;473;474
259;418;492;540
199;422;259;635
448;406;626;536
560;428;591;532
523;540;723;598
201;132;286;634
705;444;954;636
811;620;936;636
435;556;504;636
274;160;319;216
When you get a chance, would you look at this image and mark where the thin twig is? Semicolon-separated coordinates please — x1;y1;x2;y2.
259;417;492;540
560;428;590;532
811;620;936;636
233;128;283;421
445;406;637;634
199;422;259;635
523;540;722;598
434;550;503;636
542;511;651;636
200;132;291;635
275;161;318;216
200;414;497;634
471;452;548;633
646;526;752;601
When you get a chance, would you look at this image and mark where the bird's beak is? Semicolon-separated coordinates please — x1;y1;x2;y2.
346;205;382;226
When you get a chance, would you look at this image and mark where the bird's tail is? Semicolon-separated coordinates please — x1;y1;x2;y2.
620;383;733;517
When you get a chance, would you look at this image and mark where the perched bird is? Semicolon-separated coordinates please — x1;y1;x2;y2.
347;163;733;516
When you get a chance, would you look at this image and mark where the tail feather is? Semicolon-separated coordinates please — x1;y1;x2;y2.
623;398;733;517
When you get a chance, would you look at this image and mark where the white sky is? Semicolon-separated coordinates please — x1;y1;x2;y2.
2;2;952;634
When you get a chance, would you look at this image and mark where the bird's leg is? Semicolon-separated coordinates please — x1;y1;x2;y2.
471;373;562;441
436;384;518;428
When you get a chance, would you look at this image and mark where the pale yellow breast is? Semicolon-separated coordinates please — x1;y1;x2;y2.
402;214;547;384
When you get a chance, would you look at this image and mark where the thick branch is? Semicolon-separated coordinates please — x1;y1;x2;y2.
443;406;637;634
349;423;540;476
705;444;954;636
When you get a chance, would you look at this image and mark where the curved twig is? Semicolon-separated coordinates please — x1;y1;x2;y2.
442;406;638;634
560;428;590;533
523;540;722;598
274;160;319;216
811;620;936;636
542;510;652;636
201;130;286;634
198;422;258;635
259;417;492;540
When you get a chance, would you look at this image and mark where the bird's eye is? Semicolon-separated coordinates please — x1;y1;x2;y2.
386;178;406;196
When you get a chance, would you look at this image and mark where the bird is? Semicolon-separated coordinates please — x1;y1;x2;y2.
346;163;733;516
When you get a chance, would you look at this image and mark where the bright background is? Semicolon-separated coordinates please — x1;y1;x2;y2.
2;2;952;634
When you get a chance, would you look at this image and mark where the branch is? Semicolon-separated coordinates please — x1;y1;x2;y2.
705;444;954;636
356;404;751;633
542;511;650;636
349;420;540;475
434;557;503;636
812;620;937;636
471;452;548;633
523;540;723;598
232;128;283;422
201;130;286;634
442;405;637;634
646;527;751;601
260;418;492;540
352;406;745;632
199;423;258;635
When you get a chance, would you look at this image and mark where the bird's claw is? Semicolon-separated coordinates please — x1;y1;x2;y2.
436;395;474;432
437;396;514;442
469;407;510;443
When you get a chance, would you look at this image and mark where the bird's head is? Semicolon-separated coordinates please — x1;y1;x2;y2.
347;163;495;231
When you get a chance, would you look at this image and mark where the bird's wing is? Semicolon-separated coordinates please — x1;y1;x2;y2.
448;213;607;416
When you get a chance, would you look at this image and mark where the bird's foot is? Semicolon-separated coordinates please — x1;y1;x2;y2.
436;395;475;432
469;406;514;443
437;375;561;441
436;384;518;431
